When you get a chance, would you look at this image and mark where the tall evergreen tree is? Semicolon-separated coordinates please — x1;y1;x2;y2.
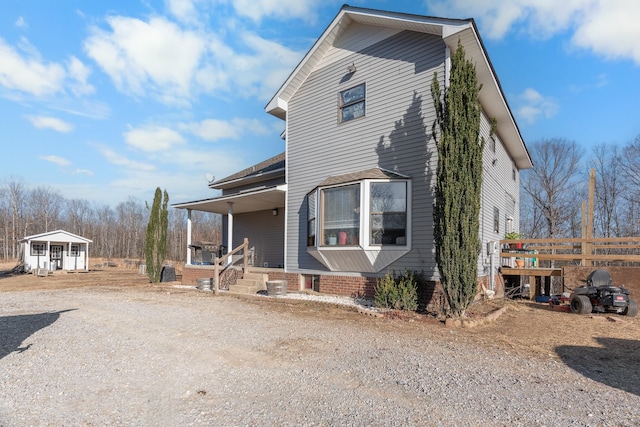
431;42;484;317
144;188;169;283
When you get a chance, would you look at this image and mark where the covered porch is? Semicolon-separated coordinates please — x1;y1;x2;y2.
173;185;287;284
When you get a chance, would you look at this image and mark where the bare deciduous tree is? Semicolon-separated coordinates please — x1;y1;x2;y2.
521;138;584;239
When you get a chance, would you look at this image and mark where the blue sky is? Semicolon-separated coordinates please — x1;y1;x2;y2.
1;0;639;207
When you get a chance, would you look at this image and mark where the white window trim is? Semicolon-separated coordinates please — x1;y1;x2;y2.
309;178;411;251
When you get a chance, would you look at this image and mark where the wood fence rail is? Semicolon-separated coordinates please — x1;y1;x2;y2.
499;237;640;266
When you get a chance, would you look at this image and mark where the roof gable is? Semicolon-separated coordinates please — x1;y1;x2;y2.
20;229;92;244
265;5;532;170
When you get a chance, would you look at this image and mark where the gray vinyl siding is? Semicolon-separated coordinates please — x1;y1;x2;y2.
479;111;520;276
286;27;445;279
224;209;285;268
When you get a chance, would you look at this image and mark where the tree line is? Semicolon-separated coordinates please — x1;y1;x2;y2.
0;177;220;263
520;136;640;239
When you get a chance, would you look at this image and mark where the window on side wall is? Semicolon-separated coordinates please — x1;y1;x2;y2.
70;245;79;257
339;83;365;123
493;207;500;233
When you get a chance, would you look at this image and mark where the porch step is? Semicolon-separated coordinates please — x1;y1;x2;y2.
227;272;268;295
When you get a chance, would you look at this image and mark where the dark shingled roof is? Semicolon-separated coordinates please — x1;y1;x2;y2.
318;168;408;187
213;152;285;186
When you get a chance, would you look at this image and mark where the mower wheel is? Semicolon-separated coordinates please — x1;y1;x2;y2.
624;299;638;317
570;295;592;314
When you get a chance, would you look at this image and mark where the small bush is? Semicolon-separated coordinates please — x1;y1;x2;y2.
374;270;418;311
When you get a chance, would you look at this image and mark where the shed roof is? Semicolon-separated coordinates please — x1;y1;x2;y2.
20;230;92;244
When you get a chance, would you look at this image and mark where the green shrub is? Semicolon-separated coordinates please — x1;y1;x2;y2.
374;270;418;311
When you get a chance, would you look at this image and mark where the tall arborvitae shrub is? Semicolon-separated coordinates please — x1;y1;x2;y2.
431;42;484;317
144;188;169;283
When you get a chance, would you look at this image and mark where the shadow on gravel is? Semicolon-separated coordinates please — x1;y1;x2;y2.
556;337;640;396
0;309;76;360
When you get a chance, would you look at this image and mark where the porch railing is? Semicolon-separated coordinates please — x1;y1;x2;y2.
212;238;250;294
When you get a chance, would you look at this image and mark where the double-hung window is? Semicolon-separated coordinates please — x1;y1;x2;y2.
70;245;79;257
339;83;365;123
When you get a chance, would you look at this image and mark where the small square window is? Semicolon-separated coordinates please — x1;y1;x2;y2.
339;83;365;123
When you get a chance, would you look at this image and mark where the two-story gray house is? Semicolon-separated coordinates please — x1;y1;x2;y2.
175;5;532;300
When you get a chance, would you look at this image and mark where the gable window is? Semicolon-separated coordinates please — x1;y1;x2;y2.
70;244;79;257
370;182;407;245
339;83;365;123
31;243;45;256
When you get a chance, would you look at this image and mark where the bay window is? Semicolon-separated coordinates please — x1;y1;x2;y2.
307;178;409;249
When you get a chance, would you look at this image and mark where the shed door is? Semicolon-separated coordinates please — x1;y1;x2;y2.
50;245;63;270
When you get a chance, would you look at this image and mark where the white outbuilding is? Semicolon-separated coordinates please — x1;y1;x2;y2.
19;230;92;273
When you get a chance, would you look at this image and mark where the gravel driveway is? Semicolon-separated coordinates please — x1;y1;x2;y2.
1;287;639;426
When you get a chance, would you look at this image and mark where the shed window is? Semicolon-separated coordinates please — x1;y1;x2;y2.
31;243;45;256
339;83;365;123
70;245;79;257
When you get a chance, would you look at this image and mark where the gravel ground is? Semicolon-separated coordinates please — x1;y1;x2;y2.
1;287;639;426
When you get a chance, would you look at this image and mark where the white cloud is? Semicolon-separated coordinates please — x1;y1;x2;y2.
74;169;94;176
426;0;640;65
516;88;559;124
40;155;71;166
166;0;200;24
84;16;205;102
0;37;65;96
67;56;95;96
96;145;156;171
180;117;271;141
231;0;319;22
15;17;28;28
83;10;303;104
26;115;74;132
124;125;186;152
572;0;640;64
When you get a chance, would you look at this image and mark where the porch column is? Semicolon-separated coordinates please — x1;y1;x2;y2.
227;202;234;266
186;209;192;265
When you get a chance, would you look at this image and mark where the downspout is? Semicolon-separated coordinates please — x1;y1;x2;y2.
227;202;234;266
444;46;451;89
186;209;192;265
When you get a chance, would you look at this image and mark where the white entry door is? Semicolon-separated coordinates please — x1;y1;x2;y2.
50;245;63;270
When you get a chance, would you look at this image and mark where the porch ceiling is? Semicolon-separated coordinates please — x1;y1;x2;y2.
172;185;286;215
